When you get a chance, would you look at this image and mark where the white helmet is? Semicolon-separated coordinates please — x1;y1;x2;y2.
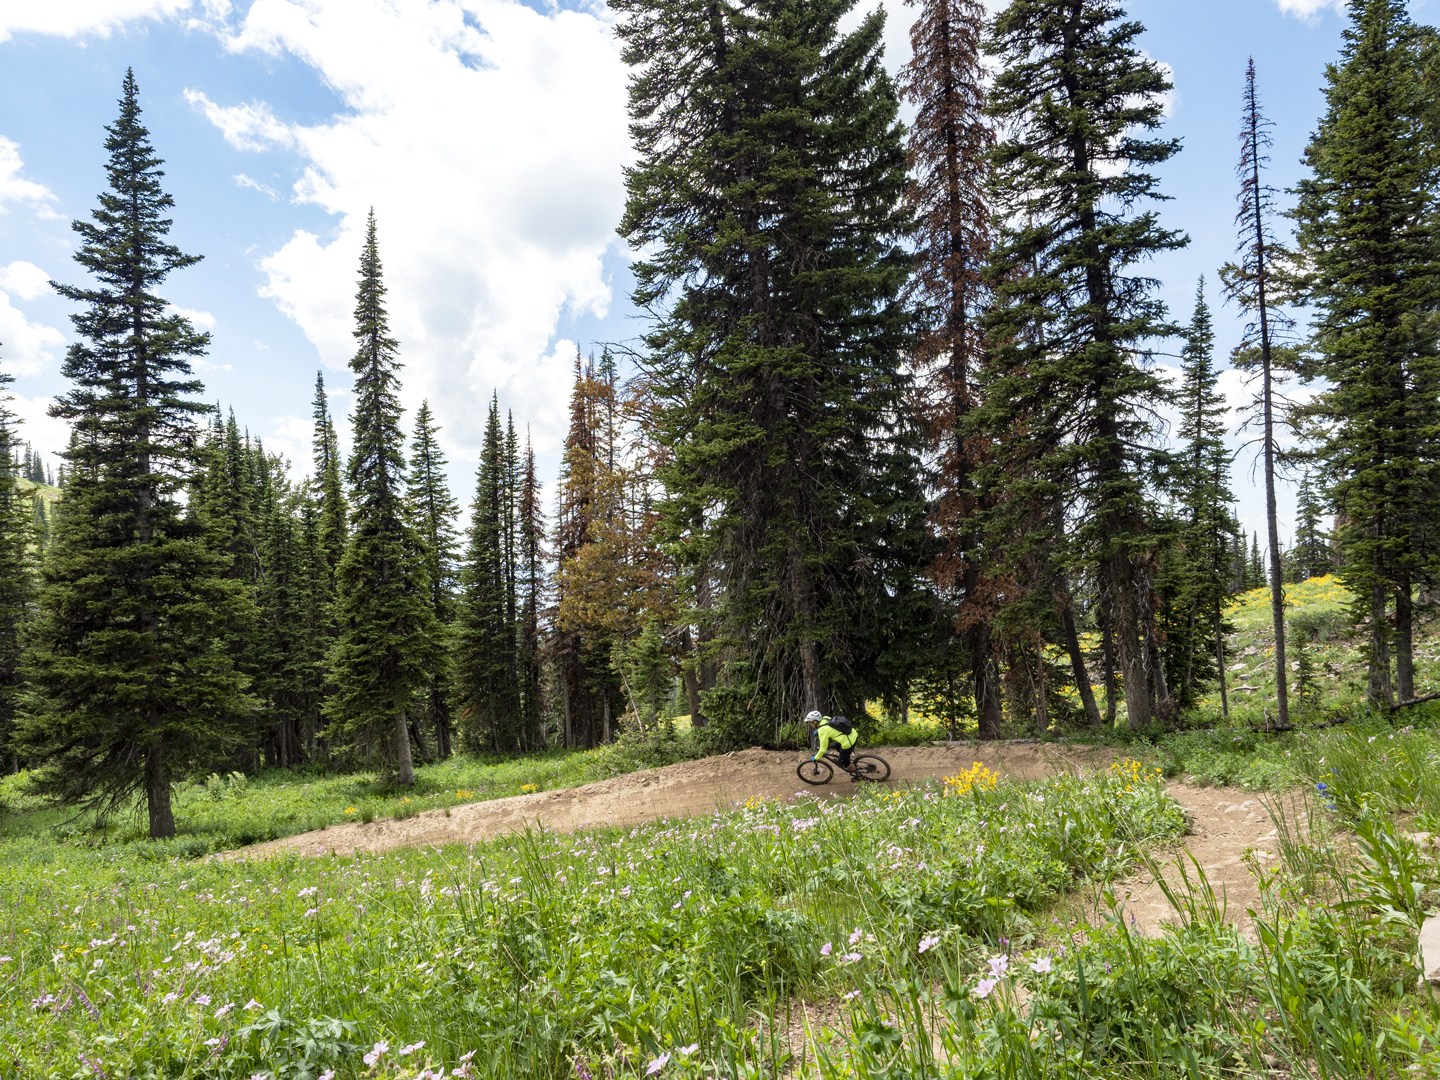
804;710;823;725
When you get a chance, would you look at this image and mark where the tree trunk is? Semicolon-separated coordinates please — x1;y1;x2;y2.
1214;606;1230;720
1060;601;1103;729
409;716;432;765
1101;619;1118;727
145;744;175;839
1368;576;1394;708
681;628;704;729
1032;641;1049;736
1395;574;1414;703
434;692;452;760
393;707;416;786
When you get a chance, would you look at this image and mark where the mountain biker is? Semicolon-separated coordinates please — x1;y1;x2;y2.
805;710;858;777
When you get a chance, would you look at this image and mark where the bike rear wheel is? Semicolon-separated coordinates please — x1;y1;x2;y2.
851;754;890;782
797;758;834;785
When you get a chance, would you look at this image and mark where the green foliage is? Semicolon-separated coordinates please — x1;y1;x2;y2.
0;767;1184;1078
979;0;1188;731
0;353;34;768
1159;279;1239;712
324;213;438;784
456;396;526;753
615;0;931;741
15;70;253;838
1292;0;1440;707
406;400;460;759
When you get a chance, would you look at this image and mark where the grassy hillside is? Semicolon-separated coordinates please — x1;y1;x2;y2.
1199;574;1440;728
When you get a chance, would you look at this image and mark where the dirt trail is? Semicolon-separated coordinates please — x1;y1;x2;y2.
233;743;1289;938
234;743;1110;859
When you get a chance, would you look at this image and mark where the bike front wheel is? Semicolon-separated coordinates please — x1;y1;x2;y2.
797;758;834;785
851;754;891;782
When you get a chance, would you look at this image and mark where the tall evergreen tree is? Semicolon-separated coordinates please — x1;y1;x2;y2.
324;212;437;785
1223;59;1293;728
15;72;251;836
457;395;525;751
1165;280;1238;712
407;401;460;758
518;432;546;747
1292;0;1440;706
980;0;1187;730
550;360;624;748
311;371;347;589
899;0;1002;737
615;0;929;742
0;353;33;772
1292;470;1332;581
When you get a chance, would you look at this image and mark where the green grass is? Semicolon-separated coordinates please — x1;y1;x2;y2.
1201;573;1440;729
0;729;707;860
0;767;1185;1079
815;753;1440;1080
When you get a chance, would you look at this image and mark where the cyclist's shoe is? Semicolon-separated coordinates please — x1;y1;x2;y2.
846;768;859;781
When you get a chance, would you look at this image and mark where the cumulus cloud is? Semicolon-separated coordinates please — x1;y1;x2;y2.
0;138;59;218
0;0;197;43
185;91;298;152
0;267;65;379
1274;0;1346;20
187;0;630;460
0;261;53;302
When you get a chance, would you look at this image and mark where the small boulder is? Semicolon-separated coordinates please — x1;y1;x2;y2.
1420;915;1440;984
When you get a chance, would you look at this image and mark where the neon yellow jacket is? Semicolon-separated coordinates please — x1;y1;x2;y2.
815;722;858;757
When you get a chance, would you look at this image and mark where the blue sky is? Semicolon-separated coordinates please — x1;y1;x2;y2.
0;0;1431;543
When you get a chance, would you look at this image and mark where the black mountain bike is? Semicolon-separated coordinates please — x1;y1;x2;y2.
796;749;891;785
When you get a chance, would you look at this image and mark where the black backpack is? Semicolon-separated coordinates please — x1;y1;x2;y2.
829;715;853;735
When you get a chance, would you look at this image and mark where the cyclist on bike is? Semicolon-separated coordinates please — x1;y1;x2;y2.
805;710;858;778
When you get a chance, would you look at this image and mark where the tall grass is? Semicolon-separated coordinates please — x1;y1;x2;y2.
0;768;1183;1079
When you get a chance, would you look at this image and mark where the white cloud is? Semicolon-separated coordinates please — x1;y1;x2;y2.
0;138;59;218
2;391;69;461
0;261;53;302
0;0;196;43
185;91;298;152
1274;0;1346;20
193;0;631;456
235;172;279;200
257;413;315;479
0;289;65;380
173;304;218;331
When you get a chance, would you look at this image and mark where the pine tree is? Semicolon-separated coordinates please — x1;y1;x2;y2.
518;432;546;746
1292;470;1331;580
553;359;624;748
615;0;930;742
407;401;460;758
457;395;525;751
980;0;1187;730
1221;59;1295;728
311;372;347;590
1292;0;1440;706
1248;532;1265;590
249;454;313;767
0;353;34;772
192;410;266;762
1165;280;1238;712
899;0;1002;737
324;212;437;785
15;71;251;836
